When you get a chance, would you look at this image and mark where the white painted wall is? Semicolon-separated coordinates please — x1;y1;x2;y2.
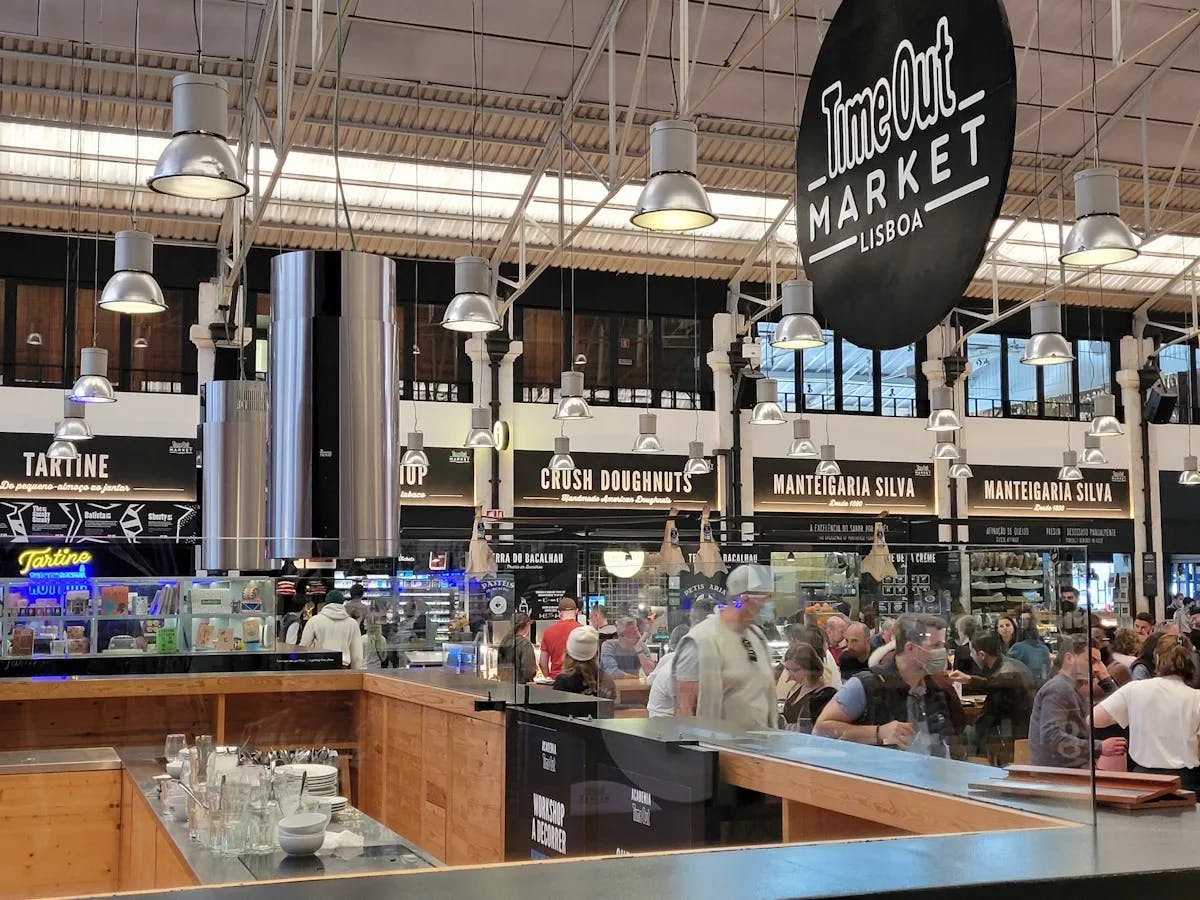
0;386;200;437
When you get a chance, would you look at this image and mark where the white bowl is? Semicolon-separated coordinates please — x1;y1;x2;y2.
277;812;328;835
165;760;184;780
278;829;324;856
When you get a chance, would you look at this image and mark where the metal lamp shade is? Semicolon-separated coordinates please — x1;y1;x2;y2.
442;256;500;333
1179;456;1200;486
631;120;716;232
771;280;825;349
465;407;497;448
750;378;786;425
70;347;117;403
1088;393;1123;437
47;438;80;460
1081;432;1108;465
948;450;974;479
1058;450;1083;482
553;370;592;420
54;397;92;442
401;431;430;469
26;332;42;346
683;440;711;475
99;230;166;314
1060;167;1139;267
1022;302;1074;366
787;418;818;458
926;387;961;432
149;75;247;200
548;436;576;471
633;413;664;453
815;444;841;476
932;440;960;460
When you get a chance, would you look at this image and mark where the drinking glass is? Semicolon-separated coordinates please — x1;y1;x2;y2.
164;733;187;764
192;735;215;786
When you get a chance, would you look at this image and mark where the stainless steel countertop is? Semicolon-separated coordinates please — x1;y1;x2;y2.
0;746;122;774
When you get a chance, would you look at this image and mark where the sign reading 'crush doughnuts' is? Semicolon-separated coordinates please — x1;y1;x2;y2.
795;0;1016;349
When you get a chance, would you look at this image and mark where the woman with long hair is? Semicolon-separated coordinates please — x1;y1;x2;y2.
996;615;1018;654
779;643;837;732
552;626;615;700
1130;632;1164;681
1094;636;1200;790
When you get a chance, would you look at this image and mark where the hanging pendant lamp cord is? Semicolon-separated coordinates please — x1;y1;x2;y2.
333;2;356;250
193;0;203;72
129;0;141;228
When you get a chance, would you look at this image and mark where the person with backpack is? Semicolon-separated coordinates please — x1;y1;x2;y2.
814;612;965;758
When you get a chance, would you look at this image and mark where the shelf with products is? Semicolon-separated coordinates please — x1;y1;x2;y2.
0;575;278;659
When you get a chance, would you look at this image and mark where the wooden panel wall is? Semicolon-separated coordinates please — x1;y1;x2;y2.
0;696;213;751
222;690;358;749
0;770;121;899
118;772;199;892
357;683;507;867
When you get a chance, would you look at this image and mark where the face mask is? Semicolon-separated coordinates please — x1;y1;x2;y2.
921;647;949;675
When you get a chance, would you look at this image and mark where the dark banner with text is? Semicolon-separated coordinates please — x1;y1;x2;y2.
752;458;936;516
966;465;1130;519
0;499;199;543
0;433;197;502
967;519;1133;555
398;447;475;507
513;451;717;511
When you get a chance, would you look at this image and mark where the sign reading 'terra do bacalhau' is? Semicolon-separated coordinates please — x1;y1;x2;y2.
795;0;1017;350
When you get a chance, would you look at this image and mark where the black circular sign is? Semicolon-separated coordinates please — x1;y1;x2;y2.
794;0;1016;350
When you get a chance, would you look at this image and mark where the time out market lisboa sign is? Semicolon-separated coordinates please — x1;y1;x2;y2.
795;0;1017;350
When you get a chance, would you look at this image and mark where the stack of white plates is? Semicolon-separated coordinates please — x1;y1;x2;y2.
319;795;349;816
282;763;339;797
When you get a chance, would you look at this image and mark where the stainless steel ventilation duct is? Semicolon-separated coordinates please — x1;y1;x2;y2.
201;379;267;571
267;250;399;558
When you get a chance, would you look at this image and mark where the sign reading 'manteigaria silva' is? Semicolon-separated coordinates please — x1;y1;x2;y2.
795;0;1017;350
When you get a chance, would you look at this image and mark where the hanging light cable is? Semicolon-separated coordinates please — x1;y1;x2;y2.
1060;5;1138;266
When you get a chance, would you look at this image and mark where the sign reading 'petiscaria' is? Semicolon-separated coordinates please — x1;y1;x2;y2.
795;0;1016;350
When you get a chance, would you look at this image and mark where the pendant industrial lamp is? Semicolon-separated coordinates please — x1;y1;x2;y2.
548;436;576;471
926;387;961;432
1179;457;1200;486
949;450;974;479
771;280;825;350
787;419;818;458
149;74;247;200
53;397;92;442
1021;301;1074;366
1057;450;1083;482
553;370;592;420
70;347;117;404
932;440;960;461
400;432;430;469
750;378;786;425
1088;393;1123;437
1080;432;1108;465
464;406;497;448
46;438;80;461
99;230;166;314
631;119;716;232
443;256;500;333
26;331;43;346
684;441;711;476
633;414;664;453
816;444;841;477
1060;168;1140;267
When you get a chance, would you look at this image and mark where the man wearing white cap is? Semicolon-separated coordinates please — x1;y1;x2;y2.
672;564;777;730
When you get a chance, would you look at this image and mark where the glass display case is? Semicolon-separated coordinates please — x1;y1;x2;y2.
0;575;276;658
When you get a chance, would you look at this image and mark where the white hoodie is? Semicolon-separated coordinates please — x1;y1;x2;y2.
299;603;364;669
